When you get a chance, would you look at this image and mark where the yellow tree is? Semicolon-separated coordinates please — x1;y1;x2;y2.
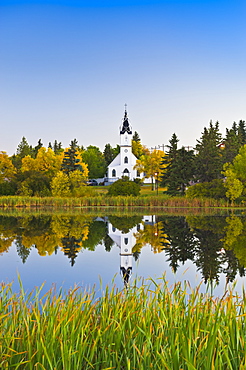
134;149;165;189
21;147;62;177
0;151;16;182
51;167;89;197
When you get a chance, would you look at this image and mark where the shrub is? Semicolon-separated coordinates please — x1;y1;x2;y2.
107;177;141;197
186;179;226;199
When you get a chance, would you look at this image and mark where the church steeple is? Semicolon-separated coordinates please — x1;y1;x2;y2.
120;105;132;135
120;105;132;147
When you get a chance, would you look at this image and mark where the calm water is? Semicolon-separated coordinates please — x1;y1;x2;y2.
1;212;246;297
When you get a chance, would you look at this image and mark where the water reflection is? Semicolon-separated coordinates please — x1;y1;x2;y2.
0;213;246;288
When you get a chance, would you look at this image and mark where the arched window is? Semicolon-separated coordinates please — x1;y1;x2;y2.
124;238;128;245
137;170;140;177
123;168;130;177
112;169;116;177
124;156;128;164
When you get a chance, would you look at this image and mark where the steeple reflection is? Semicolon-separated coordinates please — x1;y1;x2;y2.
107;215;156;286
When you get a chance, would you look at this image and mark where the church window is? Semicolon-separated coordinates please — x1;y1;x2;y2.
124;156;128;164
112;169;116;177
123;168;130;177
137;170;140;177
124;238;128;245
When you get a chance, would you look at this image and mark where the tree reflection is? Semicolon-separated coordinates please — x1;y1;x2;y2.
159;216;196;272
0;213;245;284
61;236;83;266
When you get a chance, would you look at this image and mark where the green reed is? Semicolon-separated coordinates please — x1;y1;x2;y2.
1;277;246;369
0;195;233;209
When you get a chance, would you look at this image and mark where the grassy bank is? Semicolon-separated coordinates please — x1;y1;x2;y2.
0;195;232;209
1;278;246;369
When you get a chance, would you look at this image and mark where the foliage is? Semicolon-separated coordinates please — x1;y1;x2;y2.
134;148;165;188
0;151;16;182
222;215;246;268
51;169;89;197
51;171;71;197
21;147;62;178
222;144;246;202
82;145;107;178
103;143;120;166
61;144;84;174
108;215;142;233
107;177;141;196
186;179;227;199
17;171;51;196
195;121;223;182
161;134;195;195
222;122;241;163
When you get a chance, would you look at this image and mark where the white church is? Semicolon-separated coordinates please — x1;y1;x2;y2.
105;108;150;185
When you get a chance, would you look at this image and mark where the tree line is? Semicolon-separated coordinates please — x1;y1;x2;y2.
160;120;246;203
0;120;246;200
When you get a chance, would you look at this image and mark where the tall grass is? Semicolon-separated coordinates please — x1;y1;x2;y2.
0;195;234;209
1;277;246;369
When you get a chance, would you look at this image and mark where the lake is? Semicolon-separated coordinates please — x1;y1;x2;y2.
1;211;246;297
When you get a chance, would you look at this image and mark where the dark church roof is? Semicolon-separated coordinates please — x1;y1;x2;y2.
120;109;132;135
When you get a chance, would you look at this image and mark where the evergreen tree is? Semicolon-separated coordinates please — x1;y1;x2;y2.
132;131;141;142
159;216;196;272
222;122;241;164
61;141;82;175
12;137;33;169
16;137;32;158
104;144;115;166
238;120;246;146
161;134;195;195
53;140;63;154
103;143;120;165
61;236;82;266
33;139;43;158
194;121;223;182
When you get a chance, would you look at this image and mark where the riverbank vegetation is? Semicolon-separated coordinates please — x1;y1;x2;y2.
0;194;231;209
1;119;246;204
1;277;246;369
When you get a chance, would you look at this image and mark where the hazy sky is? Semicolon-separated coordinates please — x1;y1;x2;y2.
1;0;246;155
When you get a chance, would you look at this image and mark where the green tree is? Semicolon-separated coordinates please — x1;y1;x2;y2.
61;143;83;175
17;171;51;196
222;122;241;164
238;120;246;145
33;139;43;158
82;146;107;178
132;131;141;142
103;143;120;166
51;171;72;197
222;145;246;203
16;137;33;158
12;137;33;169
194;121;223;182
186;179;227;199
161;134;195;195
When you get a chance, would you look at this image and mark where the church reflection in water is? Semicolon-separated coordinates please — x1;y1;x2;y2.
107;216;156;286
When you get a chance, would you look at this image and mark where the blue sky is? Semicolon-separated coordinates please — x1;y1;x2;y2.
1;0;246;155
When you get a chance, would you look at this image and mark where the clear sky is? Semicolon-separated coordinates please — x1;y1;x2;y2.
1;0;246;155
